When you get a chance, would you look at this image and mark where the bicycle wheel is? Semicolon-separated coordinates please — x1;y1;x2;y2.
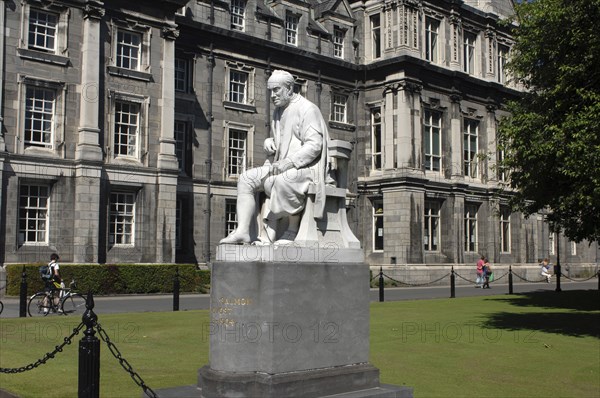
28;292;52;317
61;293;87;315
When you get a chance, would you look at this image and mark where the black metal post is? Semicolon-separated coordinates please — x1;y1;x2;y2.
79;291;100;398
19;266;27;317
173;267;180;312
597;270;600;291
378;266;384;302
450;267;456;298
508;265;514;295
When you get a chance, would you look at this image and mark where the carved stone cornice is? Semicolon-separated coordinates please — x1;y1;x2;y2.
161;24;180;40
83;1;105;20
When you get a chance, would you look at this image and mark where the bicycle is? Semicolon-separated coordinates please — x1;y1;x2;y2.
28;279;87;317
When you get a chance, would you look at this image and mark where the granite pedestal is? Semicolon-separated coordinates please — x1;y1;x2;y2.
193;245;412;398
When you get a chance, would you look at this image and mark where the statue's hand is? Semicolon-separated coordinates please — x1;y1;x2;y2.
271;158;294;174
263;138;277;155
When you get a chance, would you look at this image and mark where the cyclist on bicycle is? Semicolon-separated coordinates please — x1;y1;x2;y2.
44;253;63;310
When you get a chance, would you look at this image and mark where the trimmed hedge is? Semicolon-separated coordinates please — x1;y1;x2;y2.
5;264;210;296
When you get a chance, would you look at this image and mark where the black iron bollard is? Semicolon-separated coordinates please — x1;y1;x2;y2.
555;263;562;293
79;291;100;398
508;265;514;295
450;267;456;298
378;267;384;302
597;270;600;291
173;267;180;312
19;266;27;317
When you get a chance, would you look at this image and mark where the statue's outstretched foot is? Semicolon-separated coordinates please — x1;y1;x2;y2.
275;230;297;245
219;231;251;244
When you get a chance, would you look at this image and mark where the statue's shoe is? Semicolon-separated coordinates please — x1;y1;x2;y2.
274;230;297;245
219;231;251;244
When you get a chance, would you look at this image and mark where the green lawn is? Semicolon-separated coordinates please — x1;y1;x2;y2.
1;291;598;398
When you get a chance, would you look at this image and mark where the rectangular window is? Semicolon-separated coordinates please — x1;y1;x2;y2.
333;27;345;58
174;57;189;93
230;0;246;31
19;184;49;244
229;70;248;104
174;120;187;173
500;207;511;253
463;119;479;178
424;201;440;252
116;30;141;70
332;94;347;123
464;204;478;252
463;31;476;74
498;146;507;182
373;199;384;251
285;13;299;46
28;9;58;52
370;14;381;59
497;44;509;84
225;199;238;237
571;241;577;256
371;108;382;170
425;17;439;63
24;86;55;148
549;232;556;256
423;109;442;172
114;101;140;157
227;128;247;177
109;192;135;246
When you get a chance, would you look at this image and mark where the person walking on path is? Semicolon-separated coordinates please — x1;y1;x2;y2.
476;256;485;288
482;258;493;289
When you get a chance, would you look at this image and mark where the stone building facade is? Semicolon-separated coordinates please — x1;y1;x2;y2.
0;0;597;267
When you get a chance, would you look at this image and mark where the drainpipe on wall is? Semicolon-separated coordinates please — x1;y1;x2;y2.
265;58;271;133
353;80;359;234
0;1;5;152
205;44;215;265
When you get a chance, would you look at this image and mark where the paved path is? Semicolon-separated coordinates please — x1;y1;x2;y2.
0;280;596;319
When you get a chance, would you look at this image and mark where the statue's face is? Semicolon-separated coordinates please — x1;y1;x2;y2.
269;82;293;107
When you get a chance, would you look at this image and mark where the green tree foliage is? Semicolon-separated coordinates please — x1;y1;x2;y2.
498;0;600;242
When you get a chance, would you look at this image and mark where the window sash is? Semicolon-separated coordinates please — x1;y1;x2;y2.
116;30;141;70
174;120;187;172
500;208;511;253
423;110;442;172
19;184;49;244
28;9;58;52
227;128;247;177
373;199;384;251
424;202;440;251
114;101;140;157
371;14;381;59
225;199;238;236
463;32;476;74
371;108;382;170
230;0;246;31
174;58;189;92
109;193;135;245
332;94;347;123
463;119;479;178
497;45;509;84
285;14;299;45
25;86;55;148
425;18;439;63
464;204;478;252
333;28;344;58
229;71;248;103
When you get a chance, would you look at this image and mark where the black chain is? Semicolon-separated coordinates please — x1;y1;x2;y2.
560;273;599;282
382;272;451;287
96;322;158;398
511;273;547;283
453;272;478;284
0;322;84;374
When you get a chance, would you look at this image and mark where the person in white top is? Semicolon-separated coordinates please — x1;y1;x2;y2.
540;258;552;283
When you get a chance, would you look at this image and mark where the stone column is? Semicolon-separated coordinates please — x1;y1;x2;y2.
383;86;395;170
485;103;498;183
73;2;104;263
396;87;412;169
449;92;463;178
154;23;179;263
76;1;104;162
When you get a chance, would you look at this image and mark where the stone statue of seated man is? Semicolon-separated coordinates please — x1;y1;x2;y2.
220;69;328;245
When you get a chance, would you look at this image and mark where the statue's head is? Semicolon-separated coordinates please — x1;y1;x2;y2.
267;70;296;108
